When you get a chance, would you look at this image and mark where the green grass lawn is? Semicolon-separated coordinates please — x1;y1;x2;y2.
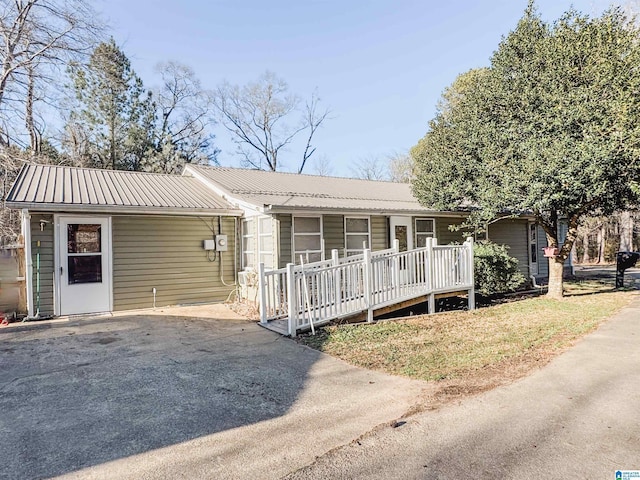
298;281;636;384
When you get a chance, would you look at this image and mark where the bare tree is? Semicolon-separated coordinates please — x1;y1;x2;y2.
0;0;102;150
150;61;219;172
349;155;389;181
388;151;414;183
212;71;329;173
308;154;334;177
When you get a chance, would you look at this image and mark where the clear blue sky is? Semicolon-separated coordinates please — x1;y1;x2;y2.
97;0;611;176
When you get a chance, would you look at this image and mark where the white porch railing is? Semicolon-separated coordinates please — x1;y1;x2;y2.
258;238;475;336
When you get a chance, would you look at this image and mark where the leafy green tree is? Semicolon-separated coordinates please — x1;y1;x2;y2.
411;3;640;298
66;38;156;170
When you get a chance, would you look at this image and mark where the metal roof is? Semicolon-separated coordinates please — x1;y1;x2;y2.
186;165;436;214
6;163;242;216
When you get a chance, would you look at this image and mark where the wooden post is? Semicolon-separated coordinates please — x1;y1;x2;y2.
257;262;267;324
363;249;373;322
332;249;340;308
286;263;297;337
426;237;435;314
465;237;475;310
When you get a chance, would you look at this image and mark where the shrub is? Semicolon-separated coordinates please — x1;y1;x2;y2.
473;241;526;296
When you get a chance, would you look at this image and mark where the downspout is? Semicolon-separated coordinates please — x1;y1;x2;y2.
21;209;34;318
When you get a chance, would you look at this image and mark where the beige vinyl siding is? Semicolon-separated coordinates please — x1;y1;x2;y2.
112;215;236;310
30;213;55;315
275;214;292;268
371;216;388;251
323;215;344;254
488;219;530;276
434;217;467;244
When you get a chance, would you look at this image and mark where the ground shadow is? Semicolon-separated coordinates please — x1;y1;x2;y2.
0;314;322;479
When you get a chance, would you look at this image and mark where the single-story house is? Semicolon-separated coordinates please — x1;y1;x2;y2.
6;163;242;317
7;163;569;318
183;165;562;281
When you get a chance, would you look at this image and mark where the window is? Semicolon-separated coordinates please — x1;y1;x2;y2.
529;223;537;264
242;216;274;269
415;218;435;247
67;224;102;284
293;216;322;264
242;218;256;268
258;216;273;268
345;217;370;256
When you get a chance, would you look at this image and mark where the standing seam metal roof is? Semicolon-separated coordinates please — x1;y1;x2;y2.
6;163;241;215
187;165;431;212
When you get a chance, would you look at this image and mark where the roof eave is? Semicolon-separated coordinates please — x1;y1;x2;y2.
5;202;243;217
263;204;470;217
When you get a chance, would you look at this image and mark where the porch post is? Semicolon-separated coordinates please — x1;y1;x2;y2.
21;209;34;318
286;263;297;337
363;249;373;322
426;237;435;314
331;249;340;306
257;262;267;325
465;237;475;311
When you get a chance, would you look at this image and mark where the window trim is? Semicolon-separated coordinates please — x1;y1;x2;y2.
344;216;371;256
414;217;436;247
292;215;323;264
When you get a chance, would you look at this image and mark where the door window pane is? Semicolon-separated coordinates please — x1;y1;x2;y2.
394;225;408;252
68;255;102;284
68;224;101;253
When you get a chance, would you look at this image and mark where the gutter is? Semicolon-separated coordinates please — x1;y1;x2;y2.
4;202;243;217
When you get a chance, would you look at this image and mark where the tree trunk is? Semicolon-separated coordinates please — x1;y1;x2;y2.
547;258;565;299
597;224;605;263
25;64;40;154
619;210;633;252
581;233;590;264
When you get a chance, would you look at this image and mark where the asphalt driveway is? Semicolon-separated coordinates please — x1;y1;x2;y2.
0;305;425;479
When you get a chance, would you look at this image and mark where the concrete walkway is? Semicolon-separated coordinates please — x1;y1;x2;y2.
286;294;640;479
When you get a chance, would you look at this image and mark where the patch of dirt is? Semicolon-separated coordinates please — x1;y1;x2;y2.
226;300;259;321
405;347;567;415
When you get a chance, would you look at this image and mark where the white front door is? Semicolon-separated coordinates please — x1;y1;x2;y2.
389;216;413;252
58;216;112;315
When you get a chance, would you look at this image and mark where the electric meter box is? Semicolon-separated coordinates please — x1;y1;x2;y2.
215;235;228;251
203;239;216;251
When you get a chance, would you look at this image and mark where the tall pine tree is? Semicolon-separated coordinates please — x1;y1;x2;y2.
67;38;155;170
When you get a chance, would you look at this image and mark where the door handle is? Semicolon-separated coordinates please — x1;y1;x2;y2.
60;266;63;276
